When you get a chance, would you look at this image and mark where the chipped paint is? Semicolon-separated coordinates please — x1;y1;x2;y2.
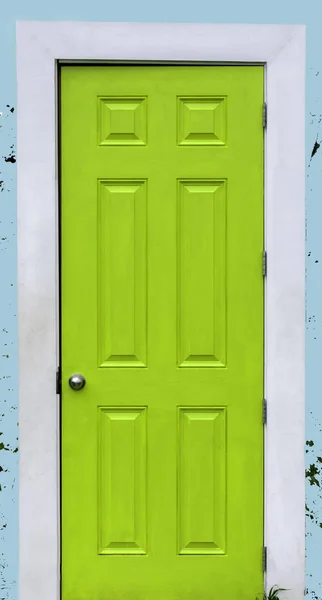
0;95;18;600
311;139;321;159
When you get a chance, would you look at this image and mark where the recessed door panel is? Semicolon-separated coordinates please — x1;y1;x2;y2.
177;179;226;367
178;407;226;554
98;407;147;554
98;179;147;367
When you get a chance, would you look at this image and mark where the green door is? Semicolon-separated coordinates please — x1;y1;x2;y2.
61;65;264;600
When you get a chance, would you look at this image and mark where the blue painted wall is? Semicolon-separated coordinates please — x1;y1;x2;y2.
0;2;320;599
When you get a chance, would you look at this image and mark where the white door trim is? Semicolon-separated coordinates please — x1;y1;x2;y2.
16;21;306;600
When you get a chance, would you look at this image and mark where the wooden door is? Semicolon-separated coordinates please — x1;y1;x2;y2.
61;64;264;600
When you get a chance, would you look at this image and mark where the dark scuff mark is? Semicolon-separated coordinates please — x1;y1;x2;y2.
311;139;321;160
306;502;322;527
306;429;322;545
3;153;15;164
0;440;17;454
306;590;321;599
307;440;314;446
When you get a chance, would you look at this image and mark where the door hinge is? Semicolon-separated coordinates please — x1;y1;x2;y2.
262;102;267;128
56;366;61;395
262;251;267;277
262;398;267;425
262;546;267;572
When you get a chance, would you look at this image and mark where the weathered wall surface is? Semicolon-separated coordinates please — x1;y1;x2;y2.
0;2;321;599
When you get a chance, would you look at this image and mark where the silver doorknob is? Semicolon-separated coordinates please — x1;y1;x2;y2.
69;373;86;391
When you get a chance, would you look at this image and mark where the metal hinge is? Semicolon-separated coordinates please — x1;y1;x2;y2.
262;546;267;572
262;398;267;425
262;102;267;128
56;366;61;395
262;251;267;277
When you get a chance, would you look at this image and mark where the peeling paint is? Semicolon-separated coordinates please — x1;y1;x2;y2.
306;463;320;487
0;96;18;599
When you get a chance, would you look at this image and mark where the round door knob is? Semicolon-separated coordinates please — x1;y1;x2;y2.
69;373;86;391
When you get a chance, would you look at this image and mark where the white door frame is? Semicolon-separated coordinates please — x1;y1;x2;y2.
16;21;306;600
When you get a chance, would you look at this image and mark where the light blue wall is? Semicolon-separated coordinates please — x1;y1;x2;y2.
0;2;320;599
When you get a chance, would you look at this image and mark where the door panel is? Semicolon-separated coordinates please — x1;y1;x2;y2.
61;65;264;600
98;179;147;367
178;407;226;555
177;179;226;367
98;406;147;554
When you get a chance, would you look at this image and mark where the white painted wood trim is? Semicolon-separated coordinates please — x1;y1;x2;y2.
16;21;306;600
